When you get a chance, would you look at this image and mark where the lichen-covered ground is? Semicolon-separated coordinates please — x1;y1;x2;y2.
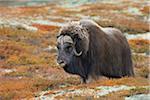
0;0;149;100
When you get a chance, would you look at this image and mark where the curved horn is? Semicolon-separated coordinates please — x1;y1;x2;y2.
73;47;82;56
63;35;73;44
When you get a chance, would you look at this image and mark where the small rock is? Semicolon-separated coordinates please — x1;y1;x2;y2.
0;55;5;60
43;46;57;53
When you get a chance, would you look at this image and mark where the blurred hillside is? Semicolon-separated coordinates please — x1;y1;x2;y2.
0;0;99;7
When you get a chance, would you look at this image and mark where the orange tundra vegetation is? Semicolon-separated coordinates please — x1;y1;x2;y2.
129;39;150;53
32;24;59;32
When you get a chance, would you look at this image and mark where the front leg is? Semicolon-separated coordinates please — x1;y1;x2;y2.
80;77;86;84
85;75;94;83
80;75;94;84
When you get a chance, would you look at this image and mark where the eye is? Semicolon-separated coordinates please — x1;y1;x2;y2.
65;45;72;52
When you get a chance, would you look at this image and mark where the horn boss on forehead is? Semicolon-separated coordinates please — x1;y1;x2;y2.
57;35;73;44
58;21;90;54
62;35;73;44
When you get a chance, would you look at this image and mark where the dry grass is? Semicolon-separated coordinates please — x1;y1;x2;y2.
0;77;61;99
141;6;150;14
32;24;59;32
0;75;80;99
103;86;149;100
91;77;149;87
129;39;150;53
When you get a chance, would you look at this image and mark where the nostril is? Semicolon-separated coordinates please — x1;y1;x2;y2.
58;60;64;64
57;60;66;67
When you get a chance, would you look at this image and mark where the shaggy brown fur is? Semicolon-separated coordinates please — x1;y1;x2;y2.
57;19;134;83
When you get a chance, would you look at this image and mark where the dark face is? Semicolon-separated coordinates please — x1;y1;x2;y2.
57;35;83;68
57;42;74;67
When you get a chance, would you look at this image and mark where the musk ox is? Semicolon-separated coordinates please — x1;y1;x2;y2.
56;19;134;83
